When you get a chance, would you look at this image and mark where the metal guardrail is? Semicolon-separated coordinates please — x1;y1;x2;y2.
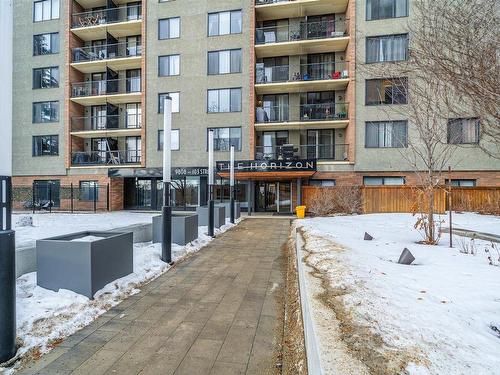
72;4;142;28
71;78;141;98
256;20;347;45
72;42;142;63
255;102;349;123
256;61;349;84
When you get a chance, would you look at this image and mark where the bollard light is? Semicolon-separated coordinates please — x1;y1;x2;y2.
0;0;17;363
230;145;235;224
208;130;215;237
161;97;173;264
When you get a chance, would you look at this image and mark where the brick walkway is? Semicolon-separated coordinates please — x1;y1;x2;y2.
19;218;291;375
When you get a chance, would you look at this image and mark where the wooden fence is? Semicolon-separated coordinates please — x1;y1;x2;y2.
302;185;500;214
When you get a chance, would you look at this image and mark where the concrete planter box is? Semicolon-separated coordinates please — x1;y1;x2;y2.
196;206;226;228
152;213;199;245
218;201;241;220
36;231;133;299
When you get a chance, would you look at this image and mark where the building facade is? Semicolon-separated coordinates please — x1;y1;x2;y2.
11;0;500;213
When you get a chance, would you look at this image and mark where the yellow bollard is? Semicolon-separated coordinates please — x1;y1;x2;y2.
296;205;306;219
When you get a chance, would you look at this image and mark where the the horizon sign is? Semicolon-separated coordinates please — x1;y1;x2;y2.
216;159;317;173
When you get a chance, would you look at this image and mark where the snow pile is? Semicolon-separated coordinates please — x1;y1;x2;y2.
70;235;106;242
1;218;240;373
298;213;500;375
13;212;158;248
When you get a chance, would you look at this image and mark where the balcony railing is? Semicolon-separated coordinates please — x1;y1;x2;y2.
71;114;142;132
72;4;142;28
73;42;142;63
256;61;349;83
256;102;348;123
255;144;349;161
71;78;141;98
255;20;346;45
72;150;141;166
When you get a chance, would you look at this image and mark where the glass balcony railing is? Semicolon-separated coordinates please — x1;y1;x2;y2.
71;114;142;132
255;20;346;45
256;61;349;83
71;150;141;166
71;78;141;98
72;42;142;63
72;4;142;28
255;144;349;161
255;102;348;123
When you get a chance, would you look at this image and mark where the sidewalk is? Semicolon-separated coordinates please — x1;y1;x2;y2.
18;218;291;375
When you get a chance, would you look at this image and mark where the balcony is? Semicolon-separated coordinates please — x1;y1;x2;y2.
71;150;141;167
255;0;348;21
72;42;142;73
71;78;142;106
255;102;349;130
255;20;349;58
71;114;142;138
255;61;349;94
255;143;349;161
71;4;142;41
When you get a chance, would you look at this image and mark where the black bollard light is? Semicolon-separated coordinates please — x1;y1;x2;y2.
161;97;173;264
0;0;16;363
207;130;215;237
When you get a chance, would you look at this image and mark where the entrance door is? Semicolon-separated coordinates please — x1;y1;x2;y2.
255;181;291;213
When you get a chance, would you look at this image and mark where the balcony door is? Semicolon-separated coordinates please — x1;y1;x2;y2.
301;91;335;120
126;35;141;56
306;129;334;159
303;53;335;80
91;39;107;60
126;69;141;92
127;2;141;21
259;94;288;123
91;105;106;130
259;131;288;159
126;136;141;163
126;103;141;128
92;138;118;163
91;72;106;95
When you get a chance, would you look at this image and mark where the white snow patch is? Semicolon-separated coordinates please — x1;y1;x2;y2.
70;235;106;242
297;212;500;375
1;217;242;373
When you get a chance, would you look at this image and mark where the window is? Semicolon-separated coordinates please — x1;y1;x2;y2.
33;135;59;156
33;33;59;55
447;118;480;144
158;92;180;113
208;127;242;151
207;88;242;112
34;0;59;22
159;55;180;76
126;103;141;128
126;69;141;92
309;180;336;187
365;121;408;148
208;49;242;75
33;67;59;89
158;129;180;151
208;10;242;36
367;0;408;20
363;176;405;185
159;17;180;39
366;78;407;105
80;181;99;201
33;101;59;123
366;34;408;63
447;179;477;187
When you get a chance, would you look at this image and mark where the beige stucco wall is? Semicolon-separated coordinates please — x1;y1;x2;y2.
12;0;68;176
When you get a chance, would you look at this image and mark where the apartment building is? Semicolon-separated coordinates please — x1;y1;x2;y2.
11;0;499;213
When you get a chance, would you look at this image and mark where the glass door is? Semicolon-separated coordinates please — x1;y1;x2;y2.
136;179;151;208
278;182;292;213
255;182;278;212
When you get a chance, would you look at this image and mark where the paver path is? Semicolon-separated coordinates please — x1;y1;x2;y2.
19;218;291;375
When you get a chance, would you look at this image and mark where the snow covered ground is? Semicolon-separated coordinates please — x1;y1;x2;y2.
13;211;158;248
1;216;240;374
296;212;500;375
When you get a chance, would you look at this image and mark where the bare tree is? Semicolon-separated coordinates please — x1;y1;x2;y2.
410;0;500;157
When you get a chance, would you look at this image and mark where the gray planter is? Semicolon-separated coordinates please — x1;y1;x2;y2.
36;231;133;299
152;213;199;245
218;201;241;220
196;206;226;228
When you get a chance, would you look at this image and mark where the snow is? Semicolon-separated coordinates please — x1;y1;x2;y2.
13;212;158;248
1;217;240;373
70;235;106;242
296;212;500;375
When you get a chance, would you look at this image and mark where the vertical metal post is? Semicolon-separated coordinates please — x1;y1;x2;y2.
230;145;235;224
106;183;110;211
448;166;453;248
70;182;74;213
162;97;173;264
48;182;52;213
32;181;35;214
208;130;215;237
93;183;97;212
0;0;16;362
